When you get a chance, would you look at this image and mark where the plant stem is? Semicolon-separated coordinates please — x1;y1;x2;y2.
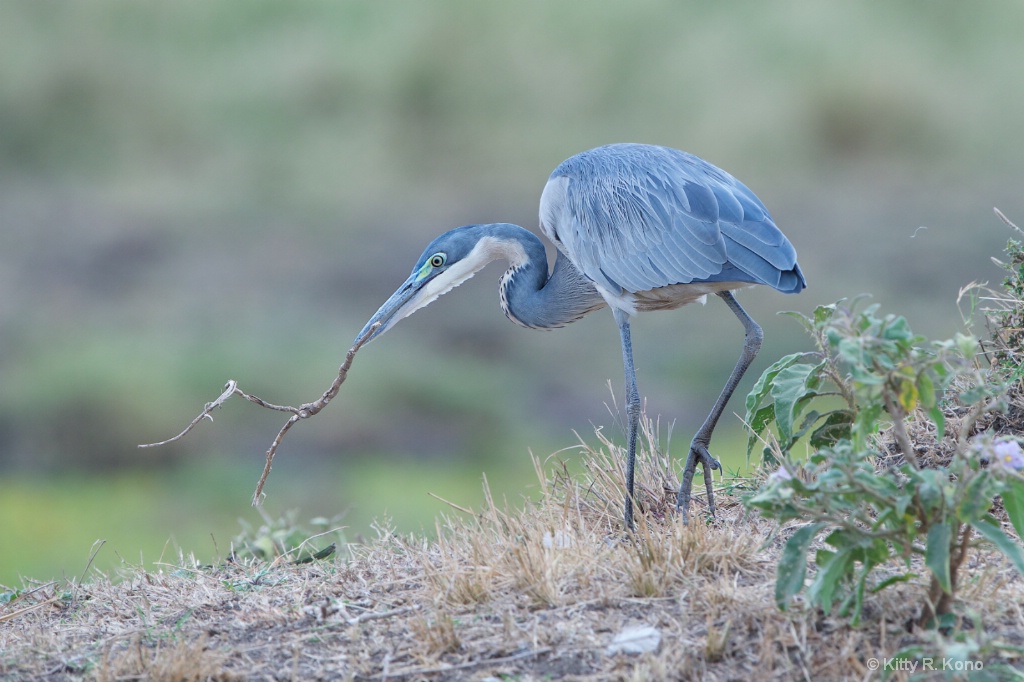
882;386;919;469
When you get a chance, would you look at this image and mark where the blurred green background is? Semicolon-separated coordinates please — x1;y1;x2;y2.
1;1;1022;585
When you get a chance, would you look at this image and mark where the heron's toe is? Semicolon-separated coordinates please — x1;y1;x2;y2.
689;442;722;471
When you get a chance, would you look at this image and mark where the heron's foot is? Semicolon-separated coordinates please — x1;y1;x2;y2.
676;442;721;523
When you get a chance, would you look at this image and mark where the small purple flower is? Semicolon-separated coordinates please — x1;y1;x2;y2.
767;467;793;484
992;438;1024;471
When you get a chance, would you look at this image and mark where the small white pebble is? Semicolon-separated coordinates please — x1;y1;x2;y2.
542;529;573;549
605;624;661;655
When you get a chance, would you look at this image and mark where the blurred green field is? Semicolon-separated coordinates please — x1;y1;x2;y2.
1;1;1022;585
0;428;752;584
0;457;536;584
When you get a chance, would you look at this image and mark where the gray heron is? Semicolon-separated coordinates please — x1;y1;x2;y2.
357;143;805;528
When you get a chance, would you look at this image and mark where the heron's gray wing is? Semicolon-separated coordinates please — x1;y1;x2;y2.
542;144;801;295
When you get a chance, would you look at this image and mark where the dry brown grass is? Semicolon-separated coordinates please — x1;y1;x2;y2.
4;416;1024;681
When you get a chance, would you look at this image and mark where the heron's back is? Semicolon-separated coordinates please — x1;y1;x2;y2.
539;144;805;309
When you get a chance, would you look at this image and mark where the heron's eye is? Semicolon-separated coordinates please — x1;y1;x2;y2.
429;253;446;268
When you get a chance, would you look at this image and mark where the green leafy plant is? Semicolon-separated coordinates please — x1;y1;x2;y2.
745;299;1024;626
231;508;345;565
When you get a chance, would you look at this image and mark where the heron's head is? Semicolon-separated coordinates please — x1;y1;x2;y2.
356;224;521;344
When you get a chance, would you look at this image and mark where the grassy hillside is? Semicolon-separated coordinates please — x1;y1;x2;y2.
3;430;1022;680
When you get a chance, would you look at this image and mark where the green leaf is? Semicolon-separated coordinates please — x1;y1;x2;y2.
928;405;946;442
745;354;803;416
837;338;868;369
771;361;825;447
880;315;913;341
925;522;952;595
809;410;854;448
807;547;853;614
871;572;916;593
970;515;1024;577
959;383;991;406
822;527;870;551
812;302;839;328
760;444;781;469
780;310;816;334
897;377;918;413
852;403;884;449
776;523;825;610
957;472;995;522
863;536;893;565
846;565;870;626
913;468;949;515
745;403;776;458
954;333;979;360
795;408;821;437
1003;477;1024;542
917;372;936;410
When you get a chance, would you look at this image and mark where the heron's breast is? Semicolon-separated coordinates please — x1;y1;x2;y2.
628;281;754;312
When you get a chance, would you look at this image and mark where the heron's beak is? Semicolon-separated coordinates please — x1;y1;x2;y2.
355;273;425;345
355;241;491;346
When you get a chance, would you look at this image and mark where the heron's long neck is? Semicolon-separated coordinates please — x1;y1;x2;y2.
491;224;606;329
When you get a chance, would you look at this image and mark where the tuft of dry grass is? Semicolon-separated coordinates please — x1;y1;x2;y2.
3;414;1024;680
92;634;235;682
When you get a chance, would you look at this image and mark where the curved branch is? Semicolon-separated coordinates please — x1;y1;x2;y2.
139;322;381;505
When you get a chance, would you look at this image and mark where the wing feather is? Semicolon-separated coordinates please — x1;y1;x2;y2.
541;144;805;296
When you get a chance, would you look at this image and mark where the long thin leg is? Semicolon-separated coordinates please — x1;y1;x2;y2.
677;290;763;521
615;309;641;530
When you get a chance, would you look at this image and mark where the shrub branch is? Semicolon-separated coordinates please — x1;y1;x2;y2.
882;386;919;469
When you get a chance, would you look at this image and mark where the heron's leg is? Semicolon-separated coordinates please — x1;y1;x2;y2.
615;309;641;531
677;291;763;521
